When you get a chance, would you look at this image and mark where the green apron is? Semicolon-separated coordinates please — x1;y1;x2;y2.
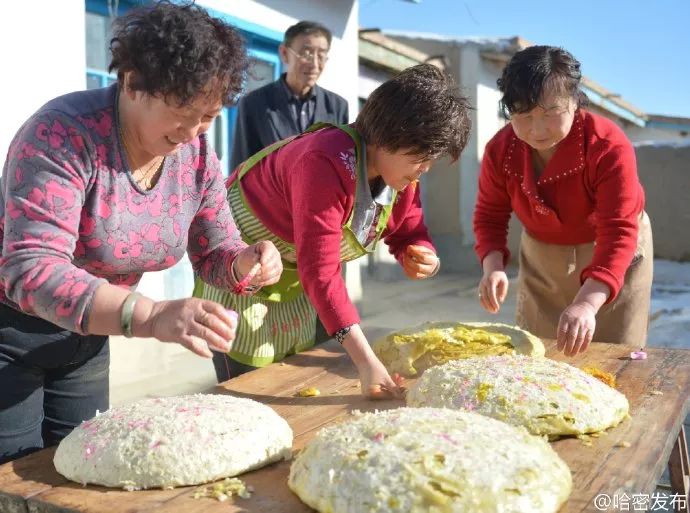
193;123;397;366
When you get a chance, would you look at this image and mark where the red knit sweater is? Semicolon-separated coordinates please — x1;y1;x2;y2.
473;109;645;301
233;127;435;334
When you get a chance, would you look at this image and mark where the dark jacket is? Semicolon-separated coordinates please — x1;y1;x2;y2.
229;78;349;169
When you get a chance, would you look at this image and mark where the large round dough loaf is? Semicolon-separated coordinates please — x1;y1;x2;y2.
407;355;629;437
289;407;571;513
54;394;293;489
373;321;544;377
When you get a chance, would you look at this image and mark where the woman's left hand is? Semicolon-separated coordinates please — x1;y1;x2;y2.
402;245;439;280
556;301;597;356
234;241;283;287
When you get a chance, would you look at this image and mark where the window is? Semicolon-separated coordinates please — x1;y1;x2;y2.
202;51;280;179
246;54;279;93
86;0;127;89
85;12;111;70
85;6;120;89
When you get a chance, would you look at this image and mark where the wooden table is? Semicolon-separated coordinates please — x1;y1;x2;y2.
1;331;688;513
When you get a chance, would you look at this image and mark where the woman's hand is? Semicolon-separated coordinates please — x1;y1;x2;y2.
357;357;406;400
402;245;439;280
139;298;238;358
556;278;608;356
478;250;508;313
234;241;283;287
337;324;406;400
478;271;509;313
556;302;597;356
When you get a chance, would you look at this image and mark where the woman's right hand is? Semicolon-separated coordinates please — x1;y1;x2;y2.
338;324;406;400
357;357;406;400
478;251;509;313
138;298;237;358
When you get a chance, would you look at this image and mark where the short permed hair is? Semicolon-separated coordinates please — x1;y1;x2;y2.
284;21;332;48
497;45;588;117
109;1;247;106
355;64;471;162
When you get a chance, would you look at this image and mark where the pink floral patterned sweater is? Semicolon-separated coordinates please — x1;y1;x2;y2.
0;85;246;334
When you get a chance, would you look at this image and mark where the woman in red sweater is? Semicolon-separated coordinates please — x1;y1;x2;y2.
196;64;472;398
473;46;653;356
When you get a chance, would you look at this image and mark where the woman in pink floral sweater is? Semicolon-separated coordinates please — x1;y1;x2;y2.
0;2;281;463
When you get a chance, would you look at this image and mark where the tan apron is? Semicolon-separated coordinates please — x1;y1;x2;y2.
516;211;653;346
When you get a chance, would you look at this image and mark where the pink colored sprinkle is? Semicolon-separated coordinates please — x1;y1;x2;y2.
630;350;647;360
372;432;385;443
81;420;98;433
439;433;458;445
150;440;163;450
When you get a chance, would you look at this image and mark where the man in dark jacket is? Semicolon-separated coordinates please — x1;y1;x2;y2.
229;20;349;169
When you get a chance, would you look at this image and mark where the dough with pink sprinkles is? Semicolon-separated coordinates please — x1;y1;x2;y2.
54;394;293;489
407;355;629;437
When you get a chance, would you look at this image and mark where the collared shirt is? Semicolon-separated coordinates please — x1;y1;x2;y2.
280;74;316;133
350;171;395;247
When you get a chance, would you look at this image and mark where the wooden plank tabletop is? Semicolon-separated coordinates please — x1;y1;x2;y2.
1;328;688;513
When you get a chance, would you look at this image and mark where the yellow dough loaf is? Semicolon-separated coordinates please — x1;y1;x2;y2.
373;321;544;377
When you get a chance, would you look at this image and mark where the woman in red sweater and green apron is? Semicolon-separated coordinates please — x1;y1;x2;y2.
195;64;471;398
473;46;653;356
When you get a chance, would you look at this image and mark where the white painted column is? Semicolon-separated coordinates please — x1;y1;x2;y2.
458;43;481;246
0;0;86;160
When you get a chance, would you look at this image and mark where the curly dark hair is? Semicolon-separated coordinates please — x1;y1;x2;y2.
109;1;247;106
498;45;588;118
355;64;471;162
